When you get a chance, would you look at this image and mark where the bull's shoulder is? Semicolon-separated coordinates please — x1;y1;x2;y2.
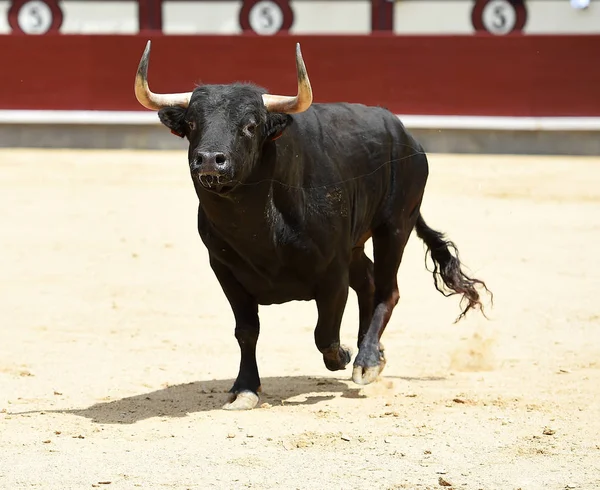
293;102;403;135
303;102;395;118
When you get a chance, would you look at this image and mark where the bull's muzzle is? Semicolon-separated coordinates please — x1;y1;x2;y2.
192;151;233;192
196;173;229;190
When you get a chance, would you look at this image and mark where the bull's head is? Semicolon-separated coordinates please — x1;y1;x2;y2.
134;41;313;195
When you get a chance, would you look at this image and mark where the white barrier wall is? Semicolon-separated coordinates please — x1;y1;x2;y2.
0;0;599;35
394;1;475;34
0;1;12;33
525;0;600;33
61;1;138;34
162;1;241;34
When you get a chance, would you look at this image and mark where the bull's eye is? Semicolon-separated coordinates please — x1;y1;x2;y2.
187;121;196;131
243;123;256;138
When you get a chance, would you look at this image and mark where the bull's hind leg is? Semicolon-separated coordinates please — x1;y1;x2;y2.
352;222;414;385
209;257;261;411
314;268;353;372
349;248;375;348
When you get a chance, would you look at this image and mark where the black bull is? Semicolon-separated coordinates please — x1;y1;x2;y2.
134;41;491;410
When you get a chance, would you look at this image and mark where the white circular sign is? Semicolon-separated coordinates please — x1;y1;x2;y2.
248;1;284;35
17;0;53;34
481;0;517;35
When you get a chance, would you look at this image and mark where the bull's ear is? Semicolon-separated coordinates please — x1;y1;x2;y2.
264;113;293;142
158;106;187;138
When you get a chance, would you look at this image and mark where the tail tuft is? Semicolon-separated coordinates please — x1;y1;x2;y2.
415;214;492;323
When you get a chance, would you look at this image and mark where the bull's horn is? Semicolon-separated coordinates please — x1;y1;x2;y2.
134;40;193;111
262;43;313;114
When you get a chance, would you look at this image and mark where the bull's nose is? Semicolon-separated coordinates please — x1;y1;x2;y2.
191;151;232;191
196;151;228;168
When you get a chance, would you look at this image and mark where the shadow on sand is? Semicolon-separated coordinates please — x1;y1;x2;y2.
65;376;361;424
11;374;448;424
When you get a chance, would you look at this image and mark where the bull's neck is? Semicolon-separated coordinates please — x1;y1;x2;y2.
196;176;305;246
197;181;271;223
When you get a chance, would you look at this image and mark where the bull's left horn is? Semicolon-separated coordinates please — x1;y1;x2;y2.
134;40;193;111
262;43;313;114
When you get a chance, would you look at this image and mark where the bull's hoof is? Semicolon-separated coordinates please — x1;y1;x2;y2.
352;361;386;385
222;390;259;411
323;344;353;371
352;344;386;385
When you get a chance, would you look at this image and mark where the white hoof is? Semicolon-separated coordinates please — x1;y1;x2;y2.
352;357;386;385
222;390;259;411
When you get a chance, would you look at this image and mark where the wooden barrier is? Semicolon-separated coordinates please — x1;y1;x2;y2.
1;34;599;116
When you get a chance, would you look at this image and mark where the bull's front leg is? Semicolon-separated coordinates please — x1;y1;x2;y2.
209;257;261;411
314;270;353;372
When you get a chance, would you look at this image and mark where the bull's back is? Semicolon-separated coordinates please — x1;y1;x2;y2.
290;102;424;181
295;103;399;160
285;103;427;236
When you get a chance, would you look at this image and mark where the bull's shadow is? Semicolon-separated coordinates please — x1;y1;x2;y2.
65;376;364;424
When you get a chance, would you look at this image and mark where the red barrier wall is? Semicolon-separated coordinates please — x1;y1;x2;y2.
1;34;599;116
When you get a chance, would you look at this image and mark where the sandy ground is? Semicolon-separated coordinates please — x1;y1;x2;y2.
0;148;599;490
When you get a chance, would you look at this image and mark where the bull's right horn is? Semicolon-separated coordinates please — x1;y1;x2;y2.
134;40;193;111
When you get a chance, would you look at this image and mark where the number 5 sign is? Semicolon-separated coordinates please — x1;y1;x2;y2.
8;0;63;34
471;0;527;35
239;0;294;35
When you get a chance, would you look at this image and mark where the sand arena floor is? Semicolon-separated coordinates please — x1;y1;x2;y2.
0;149;599;489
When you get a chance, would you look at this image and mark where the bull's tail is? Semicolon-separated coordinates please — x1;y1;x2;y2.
415;213;492;323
